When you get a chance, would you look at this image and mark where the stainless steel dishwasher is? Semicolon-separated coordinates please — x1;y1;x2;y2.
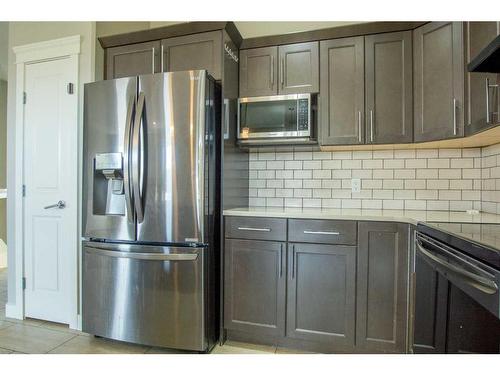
413;222;500;354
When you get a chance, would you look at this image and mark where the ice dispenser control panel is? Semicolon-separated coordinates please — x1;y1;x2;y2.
93;153;125;216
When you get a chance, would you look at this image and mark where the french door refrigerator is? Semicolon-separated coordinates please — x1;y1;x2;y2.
82;70;220;352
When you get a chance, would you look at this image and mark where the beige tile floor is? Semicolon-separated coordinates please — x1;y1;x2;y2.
0;269;310;354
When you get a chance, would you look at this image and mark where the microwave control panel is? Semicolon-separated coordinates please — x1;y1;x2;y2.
298;99;309;130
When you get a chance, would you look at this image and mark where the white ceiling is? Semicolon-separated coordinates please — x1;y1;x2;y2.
149;21;365;39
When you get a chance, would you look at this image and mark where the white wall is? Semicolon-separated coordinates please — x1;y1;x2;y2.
6;21;96;309
0;22;8;81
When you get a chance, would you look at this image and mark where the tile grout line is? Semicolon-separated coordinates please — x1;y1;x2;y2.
46;334;79;354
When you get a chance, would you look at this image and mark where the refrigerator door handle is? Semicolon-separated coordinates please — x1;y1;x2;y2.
85;245;198;261
123;95;135;223
132;91;145;223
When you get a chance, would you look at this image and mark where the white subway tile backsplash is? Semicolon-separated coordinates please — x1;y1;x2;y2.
383;159;405;169
373;169;394;179
373;150;394;159
362;159;384;169
394;150;415;159
303;160;322;170
406;159;427;169
342;199;362;209
332;151;352;159
342;160;362;169
248;144;498;213
383;200;404;209
267;160;284;170
438;169;461;179
322;160;342;169
294;170;312;179
304;180;322;189
362;199;383;209
439;149;462;158
313;169;332;179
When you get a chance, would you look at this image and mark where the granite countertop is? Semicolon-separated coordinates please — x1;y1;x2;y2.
223;207;500;226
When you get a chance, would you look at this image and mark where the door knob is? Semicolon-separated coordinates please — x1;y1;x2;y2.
44;200;66;209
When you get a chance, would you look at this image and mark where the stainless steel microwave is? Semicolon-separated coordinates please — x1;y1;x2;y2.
237;94;315;144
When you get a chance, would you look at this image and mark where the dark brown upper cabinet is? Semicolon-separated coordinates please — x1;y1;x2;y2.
106;41;161;79
365;31;413;144
239;42;319;97
465;22;500;136
161;31;222;81
239;46;278;97
356;221;409;353
223;238;286;337
278;42;319;95
319;37;365;145
286;242;356;351
413;22;465;142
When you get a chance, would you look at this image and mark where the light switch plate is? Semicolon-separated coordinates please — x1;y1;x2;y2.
351;178;361;193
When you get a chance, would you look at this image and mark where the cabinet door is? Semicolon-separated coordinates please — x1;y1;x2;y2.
365;31;413;144
161;31;222;80
319;37;365;145
287;243;356;349
224;239;286;337
357;222;409;353
465;22;500;135
413;22;465;142
278;42;319;94
412;254;448;354
447;284;500;353
239;46;278;97
106;41;160;79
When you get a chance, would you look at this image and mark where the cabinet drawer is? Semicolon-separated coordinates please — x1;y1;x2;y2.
288;219;357;245
225;216;287;241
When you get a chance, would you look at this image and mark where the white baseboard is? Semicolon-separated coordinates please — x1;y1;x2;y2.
0;239;6;268
5;302;23;320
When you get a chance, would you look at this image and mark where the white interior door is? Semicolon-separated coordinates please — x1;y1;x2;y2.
23;57;78;324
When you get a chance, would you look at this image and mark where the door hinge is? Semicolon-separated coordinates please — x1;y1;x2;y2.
23;92;27;104
67;83;74;95
22;277;26;290
22;185;26;197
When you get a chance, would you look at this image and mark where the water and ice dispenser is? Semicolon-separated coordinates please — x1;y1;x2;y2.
93;153;125;216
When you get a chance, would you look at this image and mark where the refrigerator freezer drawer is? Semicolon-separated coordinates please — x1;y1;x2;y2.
82;241;208;351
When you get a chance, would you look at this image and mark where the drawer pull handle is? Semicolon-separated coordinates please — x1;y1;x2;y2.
303;230;340;236
237;227;271;232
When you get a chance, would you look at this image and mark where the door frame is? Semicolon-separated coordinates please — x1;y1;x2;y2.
8;36;80;329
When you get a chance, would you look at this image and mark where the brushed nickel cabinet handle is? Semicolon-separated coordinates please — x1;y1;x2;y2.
370;109;374;143
270;55;274;87
279;244;283;277
453;98;458;136
303;230;340;236
152;47;155;74
358;111;362;143
237;227;271;232
280;58;284;88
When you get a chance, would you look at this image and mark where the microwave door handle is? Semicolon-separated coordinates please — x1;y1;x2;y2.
132;91;145;223
123;95;135;223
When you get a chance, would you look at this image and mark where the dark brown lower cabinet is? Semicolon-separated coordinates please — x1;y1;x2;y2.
412;255;448;354
286;243;356;349
224;239;285;337
356;222;409;353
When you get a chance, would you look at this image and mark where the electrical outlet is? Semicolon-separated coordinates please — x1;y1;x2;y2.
351;178;361;193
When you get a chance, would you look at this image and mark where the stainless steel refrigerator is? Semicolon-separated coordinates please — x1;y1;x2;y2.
82;71;220;352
